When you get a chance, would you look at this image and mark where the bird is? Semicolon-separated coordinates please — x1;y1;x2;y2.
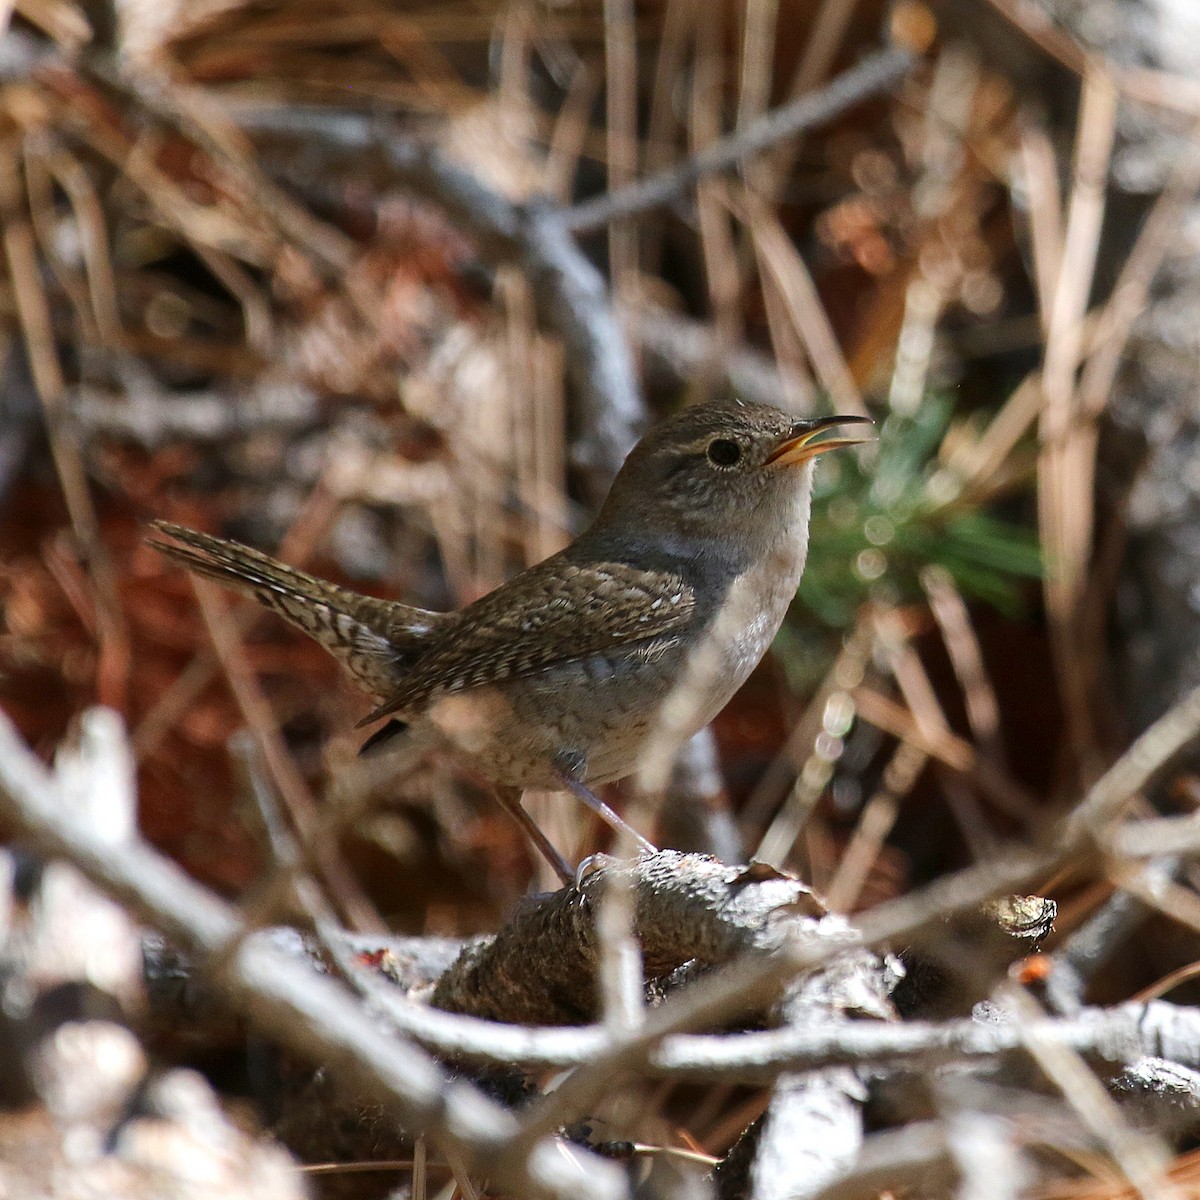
150;400;870;881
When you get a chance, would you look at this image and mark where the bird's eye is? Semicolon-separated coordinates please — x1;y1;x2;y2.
706;438;742;468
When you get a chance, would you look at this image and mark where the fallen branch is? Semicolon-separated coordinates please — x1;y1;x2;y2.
0;708;625;1200
141;923;1200;1084
649;997;1200;1083
431;851;826;1025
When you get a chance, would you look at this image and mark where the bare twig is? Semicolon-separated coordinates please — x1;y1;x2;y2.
997;983;1176;1200
1112;817;1200;861
234;113;646;490
1042;859;1179;1016
1061;680;1200;843
0;708;626;1200
564;46;915;232
652;998;1200;1082
251;944;1200;1082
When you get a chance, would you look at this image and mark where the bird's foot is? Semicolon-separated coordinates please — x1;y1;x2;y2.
492;786;573;886
556;771;657;856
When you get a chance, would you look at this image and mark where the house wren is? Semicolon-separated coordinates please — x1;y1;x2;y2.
151;400;868;878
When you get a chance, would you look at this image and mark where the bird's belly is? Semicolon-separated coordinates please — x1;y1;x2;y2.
418;649;680;787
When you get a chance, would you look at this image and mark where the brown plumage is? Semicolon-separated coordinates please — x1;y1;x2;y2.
148;522;446;701
148;524;697;721
150;400;869;873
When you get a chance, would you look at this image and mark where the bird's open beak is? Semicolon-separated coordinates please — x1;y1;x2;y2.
764;414;874;468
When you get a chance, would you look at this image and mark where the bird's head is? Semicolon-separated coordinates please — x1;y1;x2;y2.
593;400;872;560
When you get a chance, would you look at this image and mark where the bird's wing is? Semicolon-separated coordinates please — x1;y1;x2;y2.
359;561;695;723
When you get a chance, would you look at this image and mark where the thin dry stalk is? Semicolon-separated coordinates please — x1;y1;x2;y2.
999;983;1178;1200
763;0;861;189
756;242;818;403
921;565;1007;770
691;9;743;344
1110;868;1200;940
1020;122;1065;327
11;0;88;47
735;0;778;131
703;1089;770;1153
414;1136;428;1200
938;373;1042;510
980;0;1200;117
191;241;274;354
1035;67;1117;772
381;14;481;112
603;0;639;295
469;285;513;593
23;145;99;345
505;275;568;566
132;476;344;758
639;0;691;274
1132;960;1200;1005
115;67;358;276
544;58;599;203
1;145;130;710
825;739;925;913
43;144;122;343
877;608;1032;826
732;0;778;206
191;579;384;933
444;1146;482;1200
852;686;1037;819
735;189;868;416
888;45;981;417
751;620;873;863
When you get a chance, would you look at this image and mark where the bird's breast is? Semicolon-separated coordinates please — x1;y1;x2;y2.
705;532;808;681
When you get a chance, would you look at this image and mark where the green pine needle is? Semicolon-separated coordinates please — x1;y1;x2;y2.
788;393;1041;668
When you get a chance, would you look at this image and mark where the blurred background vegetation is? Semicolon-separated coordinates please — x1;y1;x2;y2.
4;0;1200;1188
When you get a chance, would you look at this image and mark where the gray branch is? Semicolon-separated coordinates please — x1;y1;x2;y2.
564;47;916;232
0;708;626;1200
650;998;1200;1082
234;111;646;491
70;382;321;447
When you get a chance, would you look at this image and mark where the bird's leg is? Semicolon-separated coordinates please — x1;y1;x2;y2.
492;786;573;885
554;755;657;854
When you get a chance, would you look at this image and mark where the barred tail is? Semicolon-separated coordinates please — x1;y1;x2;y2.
148;521;441;701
